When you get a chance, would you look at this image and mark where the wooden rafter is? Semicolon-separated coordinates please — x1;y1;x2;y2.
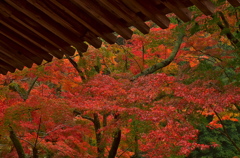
227;0;240;7
0;0;239;75
190;0;215;15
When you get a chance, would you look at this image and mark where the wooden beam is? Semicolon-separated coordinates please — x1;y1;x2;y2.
27;0;100;49
161;0;192;22
1;20;63;59
50;0;117;44
190;0;216;15
84;32;102;48
0;52;24;70
0;67;8;75
0;1;76;56
97;0;150;34
0;59;16;73
27;0;102;49
27;0;87;37
0;24;53;62
0;43;33;68
72;0;133;39
122;0;170;29
0;34;43;65
227;0;240;7
5;0;88;52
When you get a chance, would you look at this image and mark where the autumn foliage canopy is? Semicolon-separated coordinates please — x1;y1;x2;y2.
0;1;240;158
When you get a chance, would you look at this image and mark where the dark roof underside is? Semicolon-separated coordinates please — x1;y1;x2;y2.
0;0;239;75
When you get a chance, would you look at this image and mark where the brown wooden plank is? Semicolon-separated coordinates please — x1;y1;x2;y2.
0;43;33;68
0;0;238;75
0;2;76;56
227;0;240;7
0;52;24;70
0;59;16;73
0;24;53;62
161;0;192;22
5;0;88;52
84;32;102;48
190;0;216;15
0;67;8;75
0;34;43;65
1;20;63;59
27;0;102;49
72;0;133;39
97;0;150;34
27;0;87;37
123;0;170;29
27;0;91;49
50;0;117;44
48;0;102;48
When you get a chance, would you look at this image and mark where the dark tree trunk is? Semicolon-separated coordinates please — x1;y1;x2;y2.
108;129;121;158
93;113;105;158
134;135;140;157
32;147;38;158
103;113;108;127
9;127;25;158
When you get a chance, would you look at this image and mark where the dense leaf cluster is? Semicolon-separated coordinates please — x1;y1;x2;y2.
0;1;239;158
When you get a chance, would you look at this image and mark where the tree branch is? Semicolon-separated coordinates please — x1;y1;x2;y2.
213;110;240;153
17;137;34;146
65;54;86;81
121;45;143;72
132;26;185;80
9;126;26;158
27;77;38;96
108;114;121;158
73;109;94;122
216;11;239;48
9;77;38;101
32;117;41;158
82;115;94;122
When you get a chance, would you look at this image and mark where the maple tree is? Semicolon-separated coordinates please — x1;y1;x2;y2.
0;1;240;158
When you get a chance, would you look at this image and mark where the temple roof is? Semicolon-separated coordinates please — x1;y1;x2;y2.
0;0;239;74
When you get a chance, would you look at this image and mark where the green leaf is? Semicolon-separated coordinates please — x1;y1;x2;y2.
220;28;230;35
190;23;200;35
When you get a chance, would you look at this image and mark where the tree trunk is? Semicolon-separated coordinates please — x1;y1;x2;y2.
108;129;121;158
93;113;105;158
9;127;25;158
32;147;38;158
134;135;140;157
103;113;108;127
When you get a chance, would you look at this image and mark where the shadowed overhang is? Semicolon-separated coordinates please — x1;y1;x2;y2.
0;0;239;75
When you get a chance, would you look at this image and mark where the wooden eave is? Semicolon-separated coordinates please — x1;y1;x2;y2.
0;0;239;75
